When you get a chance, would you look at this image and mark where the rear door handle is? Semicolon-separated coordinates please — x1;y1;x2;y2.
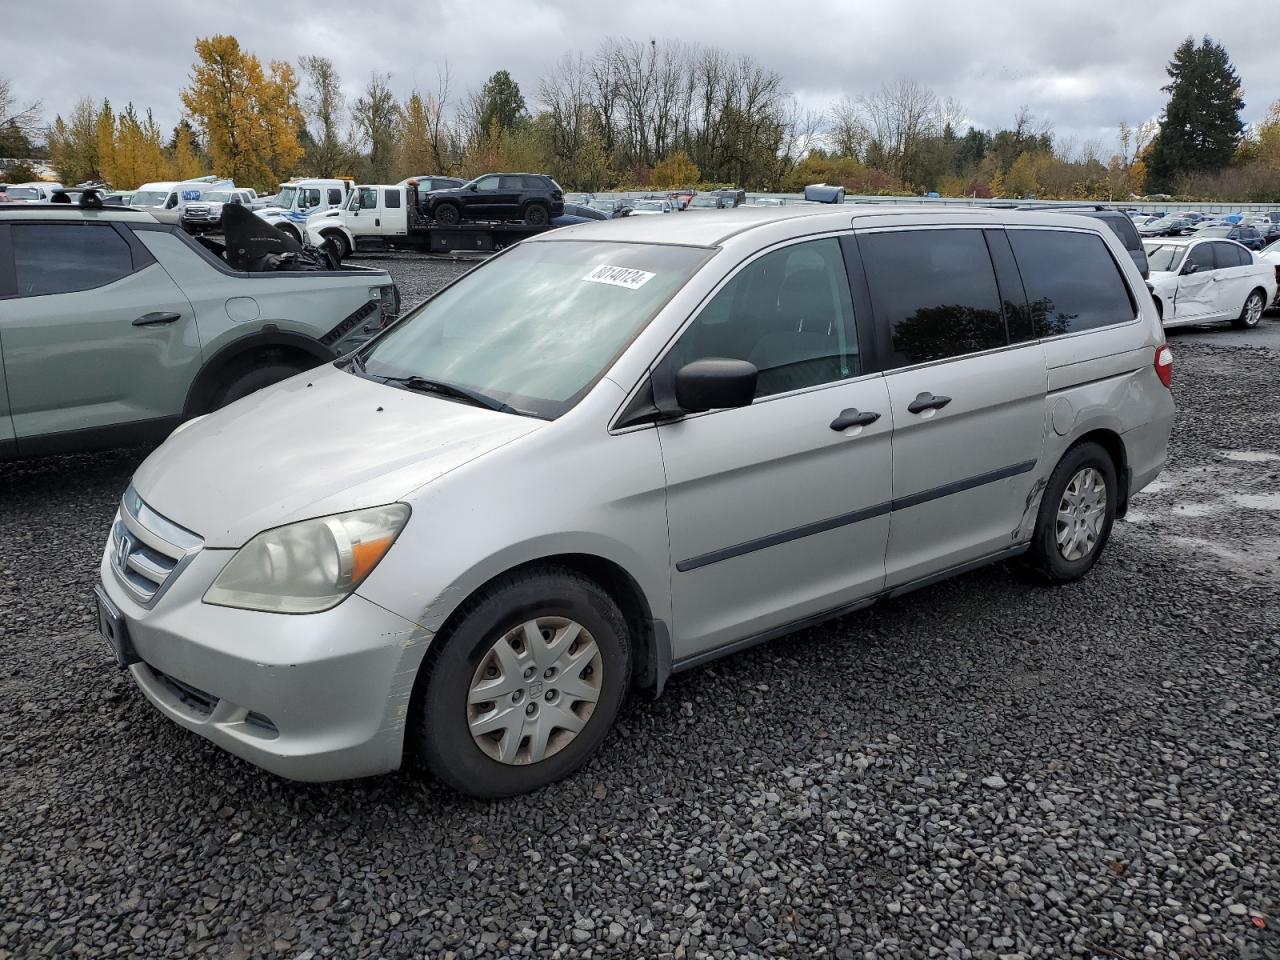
829;408;881;431
133;311;181;327
907;392;952;414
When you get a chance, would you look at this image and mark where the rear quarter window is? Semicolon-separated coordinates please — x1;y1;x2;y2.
1008;229;1136;336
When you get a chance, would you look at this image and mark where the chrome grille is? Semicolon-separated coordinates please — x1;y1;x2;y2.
109;486;202;607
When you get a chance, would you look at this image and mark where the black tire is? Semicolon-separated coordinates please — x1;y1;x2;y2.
1232;289;1266;330
1022;441;1118;584
434;202;461;226
213;358;306;409
524;203;550;226
412;567;631;799
276;223;302;245
320;230;349;261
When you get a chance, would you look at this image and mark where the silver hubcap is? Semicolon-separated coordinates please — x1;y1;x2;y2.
1056;467;1107;562
1244;294;1263;327
467;617;602;765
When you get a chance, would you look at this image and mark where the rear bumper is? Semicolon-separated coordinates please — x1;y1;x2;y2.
100;546;433;782
1124;405;1175;497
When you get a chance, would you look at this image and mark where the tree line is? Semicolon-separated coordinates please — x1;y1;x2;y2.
5;33;1280;201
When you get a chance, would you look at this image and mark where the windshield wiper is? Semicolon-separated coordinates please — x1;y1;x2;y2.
380;375;518;414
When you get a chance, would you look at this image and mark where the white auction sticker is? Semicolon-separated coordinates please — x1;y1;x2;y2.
583;264;655;290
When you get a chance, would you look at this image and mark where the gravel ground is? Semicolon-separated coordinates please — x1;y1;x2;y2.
1;258;1277;959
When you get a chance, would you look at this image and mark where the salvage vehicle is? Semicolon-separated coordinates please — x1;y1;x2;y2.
1191;223;1266;251
179;188;257;233
1259;245;1280;305
130;179;231;214
95;204;1174;798
397;175;465;196
1144;237;1277;328
256;178;354;244
3;181;64;202
627;198;675;215
307;183;409;259
423;173;564;227
0;193;398;460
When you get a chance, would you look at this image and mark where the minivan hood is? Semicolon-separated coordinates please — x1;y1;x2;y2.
132;365;543;548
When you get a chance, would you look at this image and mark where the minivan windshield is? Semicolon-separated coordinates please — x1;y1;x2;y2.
1143;243;1186;272
357;240;711;419
130;190;170;207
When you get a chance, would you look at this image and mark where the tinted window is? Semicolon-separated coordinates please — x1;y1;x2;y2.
1186;244;1215;273
1210;242;1242;269
475;177;500;192
1009;229;1135;336
327;188;342;205
384;189;401;209
500;176;525;189
523;176;546;190
860;229;1005;366
13;223;134;297
668;238;859;398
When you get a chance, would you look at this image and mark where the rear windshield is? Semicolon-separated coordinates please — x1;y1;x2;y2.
358;240;711;419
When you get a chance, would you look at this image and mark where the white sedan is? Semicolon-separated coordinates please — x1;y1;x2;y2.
1143;237;1277;330
627;199;675;216
1260;244;1280;306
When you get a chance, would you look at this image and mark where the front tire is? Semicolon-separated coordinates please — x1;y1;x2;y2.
413;567;630;798
320;230;349;261
1023;441;1117;583
434;202;461;226
1233;289;1266;329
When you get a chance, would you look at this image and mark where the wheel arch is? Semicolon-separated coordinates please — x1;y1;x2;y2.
183;327;334;417
1066;426;1129;516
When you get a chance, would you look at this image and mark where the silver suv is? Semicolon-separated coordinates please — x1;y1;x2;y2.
96;206;1175;797
0;201;398;459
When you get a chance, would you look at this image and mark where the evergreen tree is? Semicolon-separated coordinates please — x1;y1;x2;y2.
478;70;527;137
1147;36;1244;190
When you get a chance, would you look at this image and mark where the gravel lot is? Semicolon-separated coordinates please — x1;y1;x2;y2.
1;254;1277;959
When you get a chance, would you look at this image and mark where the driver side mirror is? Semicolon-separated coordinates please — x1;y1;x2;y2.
467;183;478;192
1182;262;1199;275
674;359;758;413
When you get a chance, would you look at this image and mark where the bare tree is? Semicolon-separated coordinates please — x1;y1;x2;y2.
353;72;401;181
298;55;355;176
828;95;869;159
857;78;943;180
0;75;41;140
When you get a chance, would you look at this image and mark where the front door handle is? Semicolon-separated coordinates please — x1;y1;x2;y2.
829;408;881;431
132;311;181;327
907;392;952;414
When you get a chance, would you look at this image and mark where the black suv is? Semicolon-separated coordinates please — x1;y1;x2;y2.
425;174;564;227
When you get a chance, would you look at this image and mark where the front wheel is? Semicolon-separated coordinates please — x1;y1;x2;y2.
434;202;461;226
1022;441;1117;583
320;230;349;261
213;358;307;410
413;568;631;798
1233;289;1266;329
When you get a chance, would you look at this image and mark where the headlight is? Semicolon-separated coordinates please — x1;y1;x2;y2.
204;504;409;613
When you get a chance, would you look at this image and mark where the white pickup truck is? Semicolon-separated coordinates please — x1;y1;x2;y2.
306;177;466;259
257;178;354;245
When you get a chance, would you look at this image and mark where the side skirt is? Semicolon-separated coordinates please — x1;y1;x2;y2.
668;543;1030;677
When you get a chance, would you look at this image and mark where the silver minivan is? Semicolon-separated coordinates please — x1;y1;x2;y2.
96;206;1175;797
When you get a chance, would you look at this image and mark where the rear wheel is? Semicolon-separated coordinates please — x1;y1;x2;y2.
413;567;630;798
524;202;550;226
1023;441;1117;583
213;356;307;409
434;202;461;226
1233;289;1266;329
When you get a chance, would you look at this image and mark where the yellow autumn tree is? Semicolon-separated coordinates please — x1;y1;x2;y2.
651;150;700;189
1006;151;1045;198
396;92;434;180
105;104;170;187
1259;99;1280;170
94;101;116;183
169;122;206;180
181;35;303;189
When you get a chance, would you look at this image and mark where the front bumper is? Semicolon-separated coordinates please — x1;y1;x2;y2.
99;543;432;782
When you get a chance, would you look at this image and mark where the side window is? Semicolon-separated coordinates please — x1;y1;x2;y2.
1186;244;1215;273
475;177;500;192
383;189;401;209
523;176;545;190
13;223;135;297
500;175;525;189
1210;243;1237;269
860;229;1006;366
164;193;179;210
357;187;377;209
667;237;859;399
300;188;321;209
327;188;342;205
1008;229;1136;336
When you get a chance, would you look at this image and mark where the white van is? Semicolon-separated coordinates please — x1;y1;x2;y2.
257;178;353;243
306;184;409;259
131;179;233;213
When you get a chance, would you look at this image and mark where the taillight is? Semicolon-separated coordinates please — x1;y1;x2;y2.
1154;344;1173;388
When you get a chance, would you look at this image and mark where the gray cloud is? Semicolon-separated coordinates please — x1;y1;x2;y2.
4;0;1275;153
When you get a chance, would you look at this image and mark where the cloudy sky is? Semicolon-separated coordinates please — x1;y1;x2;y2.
3;0;1276;151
